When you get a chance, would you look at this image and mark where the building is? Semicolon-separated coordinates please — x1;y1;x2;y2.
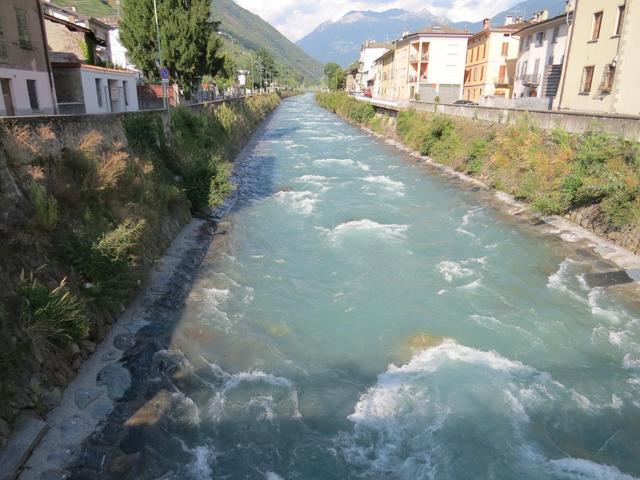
357;41;389;94
345;67;360;95
512;11;569;109
463;17;526;103
42;1;138;114
373;27;471;103
0;0;56;116
373;48;396;100
555;0;639;116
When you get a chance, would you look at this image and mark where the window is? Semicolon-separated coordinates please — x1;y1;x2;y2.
533;58;540;77
526;35;532;49
123;81;129;106
501;42;509;56
26;79;38;111
498;65;507;82
552;26;560;43
548;56;554;65
475;47;479;61
591;11;603;41
15;9;31;49
615;5;625;36
599;64;616;93
480;66;484;81
95;78;103;107
482;43;486;59
581;66;595;93
535;31;544;46
0;20;7;62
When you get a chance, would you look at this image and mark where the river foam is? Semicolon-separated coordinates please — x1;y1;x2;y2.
329;219;409;243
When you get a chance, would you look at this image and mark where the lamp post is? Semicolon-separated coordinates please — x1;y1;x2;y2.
152;0;168;109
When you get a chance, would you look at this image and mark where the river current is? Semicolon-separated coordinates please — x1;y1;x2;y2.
155;95;640;479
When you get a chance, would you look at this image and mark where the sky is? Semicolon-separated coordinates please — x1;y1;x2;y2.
233;0;522;42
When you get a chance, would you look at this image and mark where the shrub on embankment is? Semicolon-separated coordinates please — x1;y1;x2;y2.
316;92;640;253
0;93;280;446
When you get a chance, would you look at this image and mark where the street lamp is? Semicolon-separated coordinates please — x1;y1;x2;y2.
152;0;168;109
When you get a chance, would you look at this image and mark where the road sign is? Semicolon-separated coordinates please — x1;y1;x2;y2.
160;67;170;80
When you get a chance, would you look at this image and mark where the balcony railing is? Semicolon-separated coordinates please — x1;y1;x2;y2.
409;53;429;62
519;73;541;86
493;76;511;86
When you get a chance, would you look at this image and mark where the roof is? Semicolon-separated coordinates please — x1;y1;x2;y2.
362;41;391;50
373;49;393;64
512;13;568;36
416;25;471;35
44;13;92;34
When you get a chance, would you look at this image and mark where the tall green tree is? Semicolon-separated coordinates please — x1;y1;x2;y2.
119;0;225;88
255;48;277;88
324;62;345;91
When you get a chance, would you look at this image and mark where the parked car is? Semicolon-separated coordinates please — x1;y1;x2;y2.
363;89;372;98
452;99;478;106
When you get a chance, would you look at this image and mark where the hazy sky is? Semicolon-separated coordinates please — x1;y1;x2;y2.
232;0;521;41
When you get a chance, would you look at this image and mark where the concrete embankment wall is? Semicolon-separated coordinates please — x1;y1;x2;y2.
363;99;640;141
0;93;283;463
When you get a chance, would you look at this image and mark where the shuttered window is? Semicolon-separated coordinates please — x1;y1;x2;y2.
15;9;32;49
501;42;509;56
27;79;39;111
591;11;603;41
581;66;595;93
599;64;616;93
0;20;8;62
616;5;625;36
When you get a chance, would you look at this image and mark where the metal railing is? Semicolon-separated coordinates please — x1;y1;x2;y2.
493;76;511;85
519;73;542;85
409;53;429;62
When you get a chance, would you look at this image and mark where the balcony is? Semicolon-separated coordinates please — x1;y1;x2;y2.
493;76;510;86
520;74;541;86
409;53;429;62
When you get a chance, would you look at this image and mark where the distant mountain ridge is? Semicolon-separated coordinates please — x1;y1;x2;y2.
296;0;567;67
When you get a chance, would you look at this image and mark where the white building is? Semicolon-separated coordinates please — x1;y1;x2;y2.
0;0;57;116
52;61;138;114
109;28;138;71
513;12;569;109
357;40;389;94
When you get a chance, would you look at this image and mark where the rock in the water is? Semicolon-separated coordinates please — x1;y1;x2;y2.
41;388;62;410
106;452;141;475
113;334;136;351
74;389;101;410
96;363;131;401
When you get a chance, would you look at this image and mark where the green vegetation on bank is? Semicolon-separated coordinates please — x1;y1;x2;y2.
0;94;281;437
316;91;640;235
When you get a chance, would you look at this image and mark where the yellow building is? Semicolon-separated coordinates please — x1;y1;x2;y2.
463;17;527;102
556;0;638;115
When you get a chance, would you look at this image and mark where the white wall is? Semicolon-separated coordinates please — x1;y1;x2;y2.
0;68;55;116
514;21;568;98
359;47;387;92
79;66;139;114
426;36;469;98
109;29;137;71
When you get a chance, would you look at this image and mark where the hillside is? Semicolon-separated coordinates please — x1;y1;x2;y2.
50;0;117;17
297;0;567;66
212;0;322;84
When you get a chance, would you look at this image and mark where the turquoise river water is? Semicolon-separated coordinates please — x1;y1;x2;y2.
159;95;640;479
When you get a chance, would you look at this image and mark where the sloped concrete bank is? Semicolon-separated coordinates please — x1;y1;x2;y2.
0;95;285;480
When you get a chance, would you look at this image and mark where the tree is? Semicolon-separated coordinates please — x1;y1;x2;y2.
255;48;277;89
324;62;345;91
119;0;225;88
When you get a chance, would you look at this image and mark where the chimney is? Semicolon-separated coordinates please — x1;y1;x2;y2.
482;18;491;30
402;30;410;38
565;0;576;12
540;9;549;21
504;15;514;25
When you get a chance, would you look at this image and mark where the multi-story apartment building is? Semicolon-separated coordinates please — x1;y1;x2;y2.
556;0;639;115
463;17;525;103
373;27;471;103
357;41;389;94
0;0;56;115
513;11;569;109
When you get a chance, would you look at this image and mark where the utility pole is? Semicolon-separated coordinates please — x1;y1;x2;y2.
152;0;167;109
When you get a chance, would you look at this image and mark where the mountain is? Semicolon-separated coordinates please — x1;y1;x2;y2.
296;0;567;67
212;0;323;83
296;9;447;67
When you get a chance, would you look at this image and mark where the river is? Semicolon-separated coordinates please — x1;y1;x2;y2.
134;95;640;479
